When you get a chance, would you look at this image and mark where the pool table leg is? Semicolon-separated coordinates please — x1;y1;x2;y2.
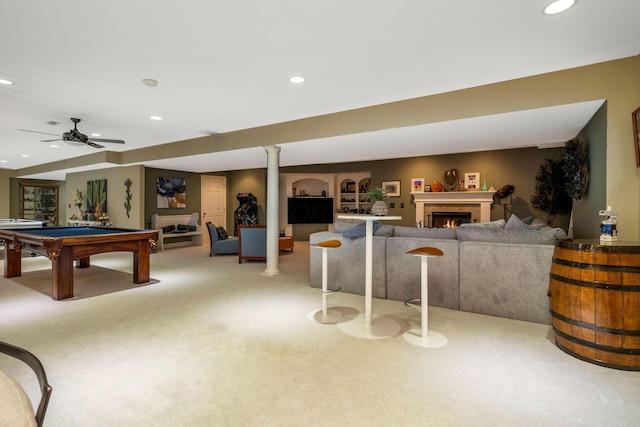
3;242;21;278
75;257;90;268
52;247;74;300
133;239;151;284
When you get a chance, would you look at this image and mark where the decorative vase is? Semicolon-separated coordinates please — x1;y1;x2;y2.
371;200;389;216
481;171;489;191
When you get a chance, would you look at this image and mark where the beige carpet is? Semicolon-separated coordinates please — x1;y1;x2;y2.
1;242;639;427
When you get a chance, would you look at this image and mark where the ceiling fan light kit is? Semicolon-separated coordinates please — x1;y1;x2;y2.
18;117;125;149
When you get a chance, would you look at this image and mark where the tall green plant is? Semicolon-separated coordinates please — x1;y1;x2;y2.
530;158;573;225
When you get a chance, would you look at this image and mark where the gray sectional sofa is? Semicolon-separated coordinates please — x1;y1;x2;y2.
309;215;566;325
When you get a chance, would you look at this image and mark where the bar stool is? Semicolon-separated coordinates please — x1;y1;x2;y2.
403;246;447;348
308;240;342;324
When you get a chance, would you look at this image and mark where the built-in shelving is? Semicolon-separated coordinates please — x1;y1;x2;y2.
19;183;59;225
337;173;371;214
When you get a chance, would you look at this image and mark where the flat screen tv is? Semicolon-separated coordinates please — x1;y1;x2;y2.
287;198;334;224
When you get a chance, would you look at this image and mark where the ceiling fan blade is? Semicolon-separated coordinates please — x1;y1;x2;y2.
89;138;125;144
87;141;105;149
40;138;62;142
18;129;61;137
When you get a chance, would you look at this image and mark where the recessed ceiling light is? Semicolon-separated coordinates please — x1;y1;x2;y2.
543;0;576;15
0;78;14;85
150;116;163;121
20;154;29;157
91;133;102;137
142;78;158;87
0;160;7;163
289;76;306;84
50;144;59;148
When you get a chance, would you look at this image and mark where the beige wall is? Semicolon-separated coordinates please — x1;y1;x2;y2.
227;169;267;232
66;165;145;228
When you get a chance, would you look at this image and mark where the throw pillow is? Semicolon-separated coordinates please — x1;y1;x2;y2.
177;224;197;231
505;214;526;230
334;221;360;234
161;225;176;233
216;226;229;240
374;225;394;237
341;221;382;240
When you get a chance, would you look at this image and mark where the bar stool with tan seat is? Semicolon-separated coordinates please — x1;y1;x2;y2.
403;246;447;348
308;239;342;324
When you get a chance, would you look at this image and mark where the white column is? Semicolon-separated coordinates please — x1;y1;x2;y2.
263;145;281;276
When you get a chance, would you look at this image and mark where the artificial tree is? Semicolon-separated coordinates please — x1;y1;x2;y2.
530;158;573;225
530;139;590;227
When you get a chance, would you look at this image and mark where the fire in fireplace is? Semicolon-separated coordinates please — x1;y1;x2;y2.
431;212;472;228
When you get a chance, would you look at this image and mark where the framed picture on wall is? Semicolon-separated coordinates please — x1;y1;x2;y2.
411;178;425;193
381;180;401;197
157;177;187;208
464;172;480;190
633;106;640;167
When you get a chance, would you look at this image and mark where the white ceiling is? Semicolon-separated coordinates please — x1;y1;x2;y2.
1;1;639;180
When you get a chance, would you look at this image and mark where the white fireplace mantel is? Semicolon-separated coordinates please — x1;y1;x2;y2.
412;191;496;225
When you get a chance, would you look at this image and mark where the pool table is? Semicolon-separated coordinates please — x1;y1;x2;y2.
0;226;158;300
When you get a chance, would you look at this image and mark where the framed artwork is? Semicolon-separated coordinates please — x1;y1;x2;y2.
87;179;107;213
157;177;186;208
633;106;640;167
411;178;425;193
381;180;401;197
464;172;480;190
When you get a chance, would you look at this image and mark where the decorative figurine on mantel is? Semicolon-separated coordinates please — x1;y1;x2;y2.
443;169;460;191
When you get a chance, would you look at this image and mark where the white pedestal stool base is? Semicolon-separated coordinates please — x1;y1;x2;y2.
337;314;401;339
308;308;342;324
403;329;448;348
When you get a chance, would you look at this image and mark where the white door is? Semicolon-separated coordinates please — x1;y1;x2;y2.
201;176;227;243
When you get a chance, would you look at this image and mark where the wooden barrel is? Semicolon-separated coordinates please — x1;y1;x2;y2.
549;239;640;370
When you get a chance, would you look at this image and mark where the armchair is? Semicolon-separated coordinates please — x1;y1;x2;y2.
238;225;267;263
0;340;52;427
206;222;239;256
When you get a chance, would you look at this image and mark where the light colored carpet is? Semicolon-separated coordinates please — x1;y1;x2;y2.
1;242;639;427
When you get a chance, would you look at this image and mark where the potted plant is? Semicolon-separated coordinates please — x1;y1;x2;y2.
367;187;389;216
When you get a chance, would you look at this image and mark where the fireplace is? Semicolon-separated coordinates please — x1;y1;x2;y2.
431;212;472;228
412;191;496;226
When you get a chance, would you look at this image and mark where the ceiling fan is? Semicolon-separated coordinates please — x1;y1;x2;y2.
18;117;125;149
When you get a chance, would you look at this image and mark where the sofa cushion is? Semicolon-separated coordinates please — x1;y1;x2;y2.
458;219;505;229
392;226;456;239
456;223;565;245
0;368;37;427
